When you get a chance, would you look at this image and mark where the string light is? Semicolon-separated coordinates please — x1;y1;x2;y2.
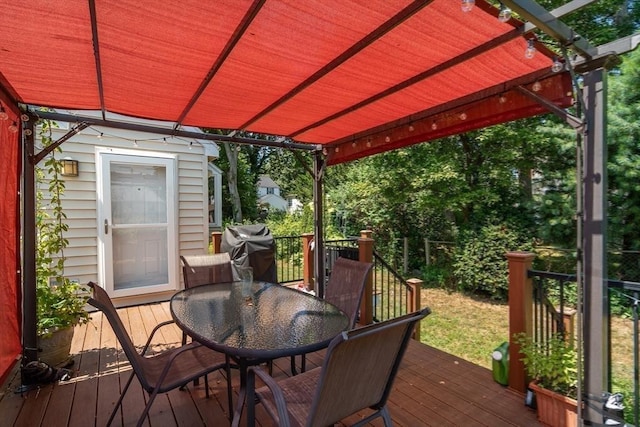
408;124;415;132
322;147;328;155
525;39;536;59
431;121;438;130
499;94;507;104
532;81;542;92
385;136;391;143
459;112;467;120
551;57;564;73
0;106;8;121
163;137;168;145
498;3;512;22
189;141;193;150
366;139;372;147
97;132;103;139
8;122;18;133
133;140;138;147
461;0;475;12
335;147;340;153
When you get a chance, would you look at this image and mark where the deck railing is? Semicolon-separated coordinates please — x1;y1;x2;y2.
273;235;304;284
524;267;639;426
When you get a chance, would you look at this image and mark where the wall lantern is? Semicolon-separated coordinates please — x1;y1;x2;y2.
60;158;79;177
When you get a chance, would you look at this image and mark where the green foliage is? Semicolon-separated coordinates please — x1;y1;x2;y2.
36;120;89;337
515;333;578;398
453;224;531;300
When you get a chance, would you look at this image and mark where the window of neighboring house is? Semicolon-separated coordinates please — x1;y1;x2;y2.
267;187;275;195
208;163;223;229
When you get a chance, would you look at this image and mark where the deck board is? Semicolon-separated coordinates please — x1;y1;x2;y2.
0;302;540;426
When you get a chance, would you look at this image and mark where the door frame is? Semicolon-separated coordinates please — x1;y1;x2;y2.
95;147;179;297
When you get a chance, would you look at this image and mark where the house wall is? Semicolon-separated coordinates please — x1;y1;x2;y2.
39;120;214;303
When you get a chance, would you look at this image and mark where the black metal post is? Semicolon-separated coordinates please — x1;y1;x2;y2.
312;149;325;298
22;114;38;364
582;68;608;425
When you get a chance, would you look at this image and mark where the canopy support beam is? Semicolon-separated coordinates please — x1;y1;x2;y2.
29;109;315;151
515;85;583;131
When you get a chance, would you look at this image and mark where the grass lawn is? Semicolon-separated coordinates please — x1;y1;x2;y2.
418;285;636;421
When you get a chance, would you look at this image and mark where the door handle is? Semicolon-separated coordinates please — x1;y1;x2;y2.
104;219;109;235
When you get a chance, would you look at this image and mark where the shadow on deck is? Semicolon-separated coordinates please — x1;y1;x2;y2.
0;302;540;426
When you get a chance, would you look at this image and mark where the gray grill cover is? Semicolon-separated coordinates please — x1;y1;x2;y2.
221;224;277;283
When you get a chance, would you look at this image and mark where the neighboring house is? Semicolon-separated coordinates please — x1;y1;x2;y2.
257;175;289;212
40;111;223;306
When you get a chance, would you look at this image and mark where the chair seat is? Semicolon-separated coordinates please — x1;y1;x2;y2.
256;368;322;426
141;342;227;393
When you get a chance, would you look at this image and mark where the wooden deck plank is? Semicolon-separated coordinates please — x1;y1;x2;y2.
1;302;540;427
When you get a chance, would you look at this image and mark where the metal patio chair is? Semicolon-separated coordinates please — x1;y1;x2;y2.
250;307;431;427
86;282;233;427
291;257;373;375
180;252;234;289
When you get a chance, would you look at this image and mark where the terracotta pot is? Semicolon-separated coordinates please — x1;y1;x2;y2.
529;382;578;427
38;327;74;367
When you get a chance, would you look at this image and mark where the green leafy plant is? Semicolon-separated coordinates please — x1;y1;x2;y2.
36;120;89;338
515;332;578;399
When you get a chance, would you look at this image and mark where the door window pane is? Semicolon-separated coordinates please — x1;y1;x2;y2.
111;163;167;225
113;227;168;290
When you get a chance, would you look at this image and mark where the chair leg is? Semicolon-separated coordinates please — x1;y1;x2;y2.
225;355;234;421
137;387;161;427
204;374;209;398
301;354;306;373
290;355;298;376
106;370;136;427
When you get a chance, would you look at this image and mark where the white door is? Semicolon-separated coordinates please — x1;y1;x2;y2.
97;149;178;297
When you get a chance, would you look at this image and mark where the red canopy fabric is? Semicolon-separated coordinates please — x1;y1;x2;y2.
0;101;20;385
0;0;572;163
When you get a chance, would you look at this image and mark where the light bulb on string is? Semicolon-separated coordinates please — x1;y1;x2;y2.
189;141;193;150
498;3;512;22
532;81;542;92
9;122;19;133
459;112;467;121
499;94;507;104
431;121;438;130
551;57;564;73
524;39;536;59
133;140;138;147
0;106;8;121
461;0;475;12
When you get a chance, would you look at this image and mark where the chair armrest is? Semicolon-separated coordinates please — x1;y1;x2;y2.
141;320;176;355
249;367;291;427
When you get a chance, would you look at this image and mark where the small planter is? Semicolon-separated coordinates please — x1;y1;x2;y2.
529;382;577;427
38;327;74;367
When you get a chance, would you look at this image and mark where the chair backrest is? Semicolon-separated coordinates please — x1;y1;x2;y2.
180;253;234;288
324;257;373;328
86;282;150;389
307;307;430;427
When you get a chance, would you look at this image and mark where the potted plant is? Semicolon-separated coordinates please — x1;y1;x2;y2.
35;120;89;367
515;332;578;427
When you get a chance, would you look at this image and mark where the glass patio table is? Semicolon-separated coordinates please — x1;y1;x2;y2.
170;281;349;427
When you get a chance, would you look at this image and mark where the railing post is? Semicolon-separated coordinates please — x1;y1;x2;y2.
506;251;535;393
302;233;314;289
359;230;374;325
559;308;577;346
211;231;222;254
406;278;423;340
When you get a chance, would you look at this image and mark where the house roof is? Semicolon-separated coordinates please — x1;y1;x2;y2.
0;0;582;165
258;175;279;189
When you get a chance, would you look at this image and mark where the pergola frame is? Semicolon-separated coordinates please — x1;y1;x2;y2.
2;1;639;424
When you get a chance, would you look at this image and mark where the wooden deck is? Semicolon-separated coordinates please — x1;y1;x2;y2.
0;302;541;426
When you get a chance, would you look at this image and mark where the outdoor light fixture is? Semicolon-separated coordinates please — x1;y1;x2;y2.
551;57;564;73
498;3;512;22
461;0;475;12
524;39;536;59
0;106;8;121
60;158;79;177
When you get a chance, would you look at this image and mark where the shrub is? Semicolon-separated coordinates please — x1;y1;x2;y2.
453;224;530;300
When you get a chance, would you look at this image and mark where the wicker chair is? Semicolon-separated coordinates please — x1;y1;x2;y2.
86;282;233;427
291;257;373;375
250;307;431;427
